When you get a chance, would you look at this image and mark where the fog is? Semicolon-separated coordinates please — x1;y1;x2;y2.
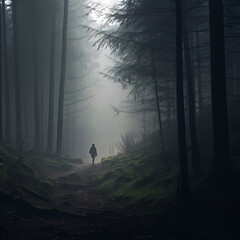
64;53;142;161
62;0;143;162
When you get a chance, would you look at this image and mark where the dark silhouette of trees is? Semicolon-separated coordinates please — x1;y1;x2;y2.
175;0;189;202
149;28;166;152
47;9;56;154
0;0;238;188
195;32;203;110
56;0;69;155
209;0;230;178
2;0;10;143
0;0;96;158
84;0;240;192
12;0;22;155
182;0;201;176
0;1;2;140
33;2;40;153
87;0;176;152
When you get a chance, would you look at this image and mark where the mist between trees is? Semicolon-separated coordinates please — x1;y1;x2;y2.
0;0;240;200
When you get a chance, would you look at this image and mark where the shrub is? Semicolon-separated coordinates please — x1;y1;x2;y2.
115;130;142;153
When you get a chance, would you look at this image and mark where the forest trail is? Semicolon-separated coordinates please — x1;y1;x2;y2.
47;162;92;179
46;162;120;216
1;161;151;240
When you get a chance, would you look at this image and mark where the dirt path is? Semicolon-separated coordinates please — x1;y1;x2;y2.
49;163;118;215
45;163;91;180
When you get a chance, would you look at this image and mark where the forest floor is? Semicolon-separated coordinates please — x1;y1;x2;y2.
36;162;177;239
0;154;177;240
1;145;240;239
47;163;123;214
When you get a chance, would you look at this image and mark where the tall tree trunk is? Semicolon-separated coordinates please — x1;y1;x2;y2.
66;111;71;155
0;2;3;140
195;32;203;109
33;5;40;153
175;0;189;202
226;50;234;96
141;97;146;139
56;0;69;155
40;81;44;152
2;0;10;143
12;0;22;155
166;81;171;123
150;49;166;153
22;94;29;144
147;15;165;152
183;3;201;176
209;0;230;178
72;107;76;155
47;12;56;154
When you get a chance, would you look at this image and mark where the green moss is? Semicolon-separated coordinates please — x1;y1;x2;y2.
101;158;113;166
113;167;125;174
92;138;178;208
23;152;84;177
103;171;115;180
134;175;156;188
116;174;133;184
20;163;38;178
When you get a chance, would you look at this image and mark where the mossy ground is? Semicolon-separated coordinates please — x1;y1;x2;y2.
0;146;39;193
0;145;83;202
23;152;83;174
93;140;179;210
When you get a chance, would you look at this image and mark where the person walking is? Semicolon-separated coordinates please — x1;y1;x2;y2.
89;144;97;165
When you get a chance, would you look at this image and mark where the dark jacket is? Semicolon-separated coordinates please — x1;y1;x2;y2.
89;146;97;157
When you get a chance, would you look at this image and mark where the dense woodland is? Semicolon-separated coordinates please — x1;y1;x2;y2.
0;0;99;157
0;0;240;239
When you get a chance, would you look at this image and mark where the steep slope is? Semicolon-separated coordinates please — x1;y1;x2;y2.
93;140;178;210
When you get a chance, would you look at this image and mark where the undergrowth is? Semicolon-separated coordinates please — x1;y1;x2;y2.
94;139;179;209
0;145;83;198
0;145;55;197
